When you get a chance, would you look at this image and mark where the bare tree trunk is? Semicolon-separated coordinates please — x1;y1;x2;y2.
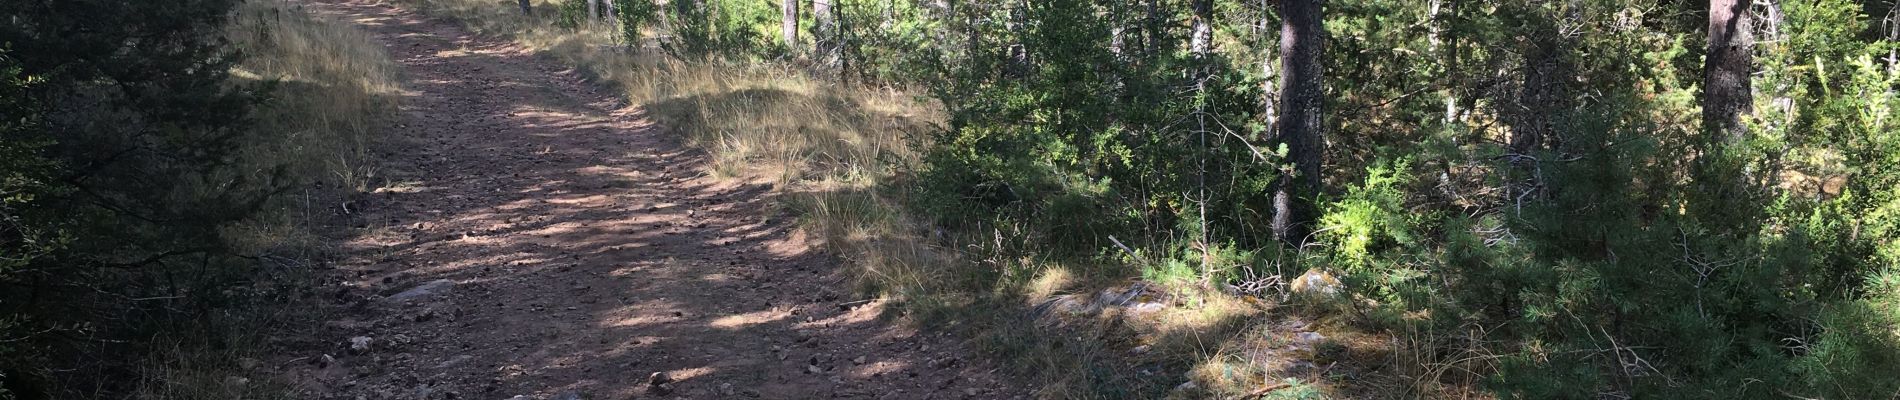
519;0;533;15
1705;0;1754;143
814;0;833;63
1258;0;1276;140
1190;0;1213;55
588;0;599;26
1272;0;1323;246
1501;2;1577;207
1431;0;1459;123
604;0;616;27
1005;0;1027;76
1510;5;1573;157
783;0;800;53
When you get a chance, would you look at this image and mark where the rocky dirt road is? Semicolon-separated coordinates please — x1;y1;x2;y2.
284;1;1023;398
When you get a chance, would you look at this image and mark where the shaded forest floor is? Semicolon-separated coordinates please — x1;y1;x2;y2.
274;1;1023;398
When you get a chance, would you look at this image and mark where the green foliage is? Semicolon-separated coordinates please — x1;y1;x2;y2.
0;53;64;400
556;0;588;28
1317;157;1431;304
889;0;1900;396
615;0;659;45
385;0;1900;397
0;0;324;395
659;0;779;58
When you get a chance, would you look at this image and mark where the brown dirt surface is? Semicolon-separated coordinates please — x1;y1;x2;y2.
277;1;1025;398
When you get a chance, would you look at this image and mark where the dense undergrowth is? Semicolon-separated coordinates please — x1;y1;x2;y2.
0;1;398;397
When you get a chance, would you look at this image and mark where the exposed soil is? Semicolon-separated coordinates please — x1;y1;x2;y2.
280;1;1024;398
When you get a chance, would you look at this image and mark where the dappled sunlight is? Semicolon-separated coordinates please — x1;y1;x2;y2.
708;309;795;330
275;0;1028;398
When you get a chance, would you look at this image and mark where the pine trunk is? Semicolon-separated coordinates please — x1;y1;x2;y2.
1272;0;1323;245
1705;0;1754;143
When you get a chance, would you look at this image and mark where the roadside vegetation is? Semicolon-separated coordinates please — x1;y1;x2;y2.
5;0;1897;398
396;0;1900;398
0;1;398;397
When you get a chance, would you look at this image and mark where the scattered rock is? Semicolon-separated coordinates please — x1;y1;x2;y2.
552;391;581;400
224;376;249;387
1289;269;1343;297
1126;301;1166;314
348;336;373;353
647;371;673;386
387;279;456;302
1173;381;1200;392
435;355;473;369
852;356;866;365
1294;331;1326;345
718;383;735;396
806;364;823;374
315;353;337;367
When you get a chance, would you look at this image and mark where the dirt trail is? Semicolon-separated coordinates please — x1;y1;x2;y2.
284;1;1022;398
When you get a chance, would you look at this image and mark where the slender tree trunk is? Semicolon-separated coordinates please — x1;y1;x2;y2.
1006;0;1027;77
783;0;800;53
1502;3;1576;206
1258;0;1276;140
1705;0;1754;143
588;0;599;26
519;0;533;15
1190;0;1213;55
838;1;852;83
604;0;616;26
1272;0;1323;245
1511;22;1569;156
814;0;834;63
1432;0;1459;123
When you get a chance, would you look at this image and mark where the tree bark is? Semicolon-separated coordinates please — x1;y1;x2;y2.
1257;0;1276;141
1705;0;1754;143
1272;0;1323;246
783;0;800;52
1190;0;1213;56
588;0;599;26
814;0;833;59
1432;0;1459;123
604;0;616;26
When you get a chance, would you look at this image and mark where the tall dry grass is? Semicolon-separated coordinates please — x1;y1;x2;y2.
221;0;403;254
128;2;401;398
